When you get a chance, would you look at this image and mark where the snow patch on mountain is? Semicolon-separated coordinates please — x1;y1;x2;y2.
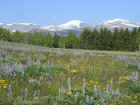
0;23;40;32
41;20;90;31
121;23;139;27
16;23;34;25
0;18;140;35
58;20;87;29
41;25;59;31
100;18;140;30
103;18;129;24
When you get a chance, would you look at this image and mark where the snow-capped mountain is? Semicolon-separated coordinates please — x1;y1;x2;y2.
40;20;93;35
0;19;139;35
0;23;40;32
96;18;140;30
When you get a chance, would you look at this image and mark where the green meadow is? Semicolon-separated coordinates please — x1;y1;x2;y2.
0;41;140;105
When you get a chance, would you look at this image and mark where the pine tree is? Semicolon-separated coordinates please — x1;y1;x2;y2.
58;37;66;48
135;31;140;51
53;32;60;48
80;28;91;49
92;28;99;50
122;28;130;51
112;28;124;51
66;32;80;49
46;32;54;47
130;28;138;51
0;28;11;41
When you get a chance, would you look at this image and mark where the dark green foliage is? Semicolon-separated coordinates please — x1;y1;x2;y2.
58;36;66;48
0;28;11;41
80;28;92;49
0;27;140;51
80;28;140;51
127;65;138;70
129;82;140;94
53;32;60;48
66;32;81;49
25;65;40;77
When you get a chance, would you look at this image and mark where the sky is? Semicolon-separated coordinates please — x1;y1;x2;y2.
0;0;140;26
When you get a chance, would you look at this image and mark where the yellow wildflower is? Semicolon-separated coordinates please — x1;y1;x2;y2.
33;54;38;58
94;85;97;88
3;85;8;88
71;69;78;73
134;96;138;100
103;88;106;91
0;80;6;83
64;92;72;95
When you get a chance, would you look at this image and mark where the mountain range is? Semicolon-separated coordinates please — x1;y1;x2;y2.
0;18;140;35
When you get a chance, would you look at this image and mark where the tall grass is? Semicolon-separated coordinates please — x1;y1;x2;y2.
0;41;140;105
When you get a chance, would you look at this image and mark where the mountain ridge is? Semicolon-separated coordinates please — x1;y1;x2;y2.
0;18;140;35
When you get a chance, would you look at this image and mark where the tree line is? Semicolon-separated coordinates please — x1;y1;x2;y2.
0;27;140;51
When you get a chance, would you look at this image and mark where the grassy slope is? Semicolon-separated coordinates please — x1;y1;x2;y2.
0;41;140;105
0;41;139;56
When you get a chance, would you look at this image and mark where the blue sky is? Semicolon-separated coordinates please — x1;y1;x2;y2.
0;0;140;26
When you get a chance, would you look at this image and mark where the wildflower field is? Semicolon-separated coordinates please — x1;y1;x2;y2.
0;41;140;105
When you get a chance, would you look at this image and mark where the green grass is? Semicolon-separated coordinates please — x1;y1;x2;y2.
0;41;140;105
0;41;139;56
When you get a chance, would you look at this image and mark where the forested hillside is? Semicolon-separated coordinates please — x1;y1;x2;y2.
0;27;140;51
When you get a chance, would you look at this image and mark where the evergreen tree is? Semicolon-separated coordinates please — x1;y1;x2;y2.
53;32;60;48
58;37;66;48
122;28;130;50
45;32;54;47
130;28;138;51
66;32;80;49
80;28;91;49
0;26;140;51
112;28;122;50
0;28;11;41
135;31;140;51
92;28;99;50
